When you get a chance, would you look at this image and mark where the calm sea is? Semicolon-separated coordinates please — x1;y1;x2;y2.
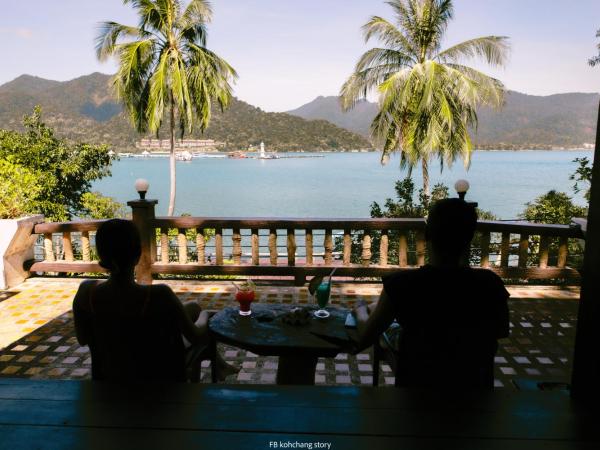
92;150;591;220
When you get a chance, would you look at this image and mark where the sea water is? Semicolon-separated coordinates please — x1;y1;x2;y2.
92;150;591;220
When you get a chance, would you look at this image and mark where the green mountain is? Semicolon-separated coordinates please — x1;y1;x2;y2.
288;92;600;149
0;73;372;152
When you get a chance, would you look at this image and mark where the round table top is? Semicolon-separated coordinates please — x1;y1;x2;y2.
209;303;356;357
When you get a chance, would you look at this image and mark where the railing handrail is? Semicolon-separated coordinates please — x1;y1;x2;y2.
34;219;109;234
26;206;585;285
33;216;584;239
152;217;426;230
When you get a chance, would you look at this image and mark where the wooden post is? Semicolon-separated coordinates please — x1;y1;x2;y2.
178;229;188;264
251;229;259;266
160;228;169;264
572;100;600;399
539;235;550;269
518;234;529;269
324;230;333;265
127;199;158;285
215;228;223;265
557;237;568;268
416;231;426;266
305;229;313;266
343;229;351;266
480;232;490;268
287;229;296;267
196;229;205;265
81;231;91;262
232;228;242;265
500;232;510;267
361;232;371;267
62;232;73;262
269;229;277;265
398;231;408;267
43;233;55;262
380;230;389;266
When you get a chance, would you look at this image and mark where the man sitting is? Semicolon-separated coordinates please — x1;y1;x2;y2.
353;198;510;389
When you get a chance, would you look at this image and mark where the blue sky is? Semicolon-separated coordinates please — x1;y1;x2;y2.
1;0;600;111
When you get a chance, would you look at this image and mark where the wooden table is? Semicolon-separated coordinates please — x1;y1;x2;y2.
209;304;356;385
1;378;599;450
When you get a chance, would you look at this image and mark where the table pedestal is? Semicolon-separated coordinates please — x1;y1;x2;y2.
276;356;318;385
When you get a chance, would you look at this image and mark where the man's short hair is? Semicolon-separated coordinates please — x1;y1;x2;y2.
426;198;478;255
96;219;142;272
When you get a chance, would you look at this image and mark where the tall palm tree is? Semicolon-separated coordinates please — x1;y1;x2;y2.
341;0;509;197
96;0;237;215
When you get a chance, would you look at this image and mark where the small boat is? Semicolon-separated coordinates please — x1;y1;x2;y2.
175;150;193;161
118;152;133;158
228;151;247;159
257;142;279;159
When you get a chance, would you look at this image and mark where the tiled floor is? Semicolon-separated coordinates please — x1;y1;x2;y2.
0;278;579;389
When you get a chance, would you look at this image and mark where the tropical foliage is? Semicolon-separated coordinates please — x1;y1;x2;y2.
0;159;42;219
0;108;116;221
80;192;128;220
96;0;237;215
520;191;587;225
589;29;600;67
341;0;509;196
570;157;593;203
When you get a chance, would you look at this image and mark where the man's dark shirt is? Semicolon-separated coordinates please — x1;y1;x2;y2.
382;265;510;388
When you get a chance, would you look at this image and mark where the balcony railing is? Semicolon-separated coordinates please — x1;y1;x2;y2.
25;199;584;285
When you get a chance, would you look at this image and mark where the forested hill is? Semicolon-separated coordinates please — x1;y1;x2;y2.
0;73;372;152
288;91;600;149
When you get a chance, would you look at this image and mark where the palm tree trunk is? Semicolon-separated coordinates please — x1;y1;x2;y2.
422;158;430;199
167;95;176;216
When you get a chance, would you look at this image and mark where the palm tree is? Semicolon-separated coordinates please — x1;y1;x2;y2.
96;0;237;215
341;0;509;197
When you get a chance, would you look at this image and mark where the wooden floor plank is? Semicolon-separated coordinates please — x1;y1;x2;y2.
0;395;598;442
0;379;599;447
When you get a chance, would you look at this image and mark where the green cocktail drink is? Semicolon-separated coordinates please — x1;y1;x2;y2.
314;282;331;318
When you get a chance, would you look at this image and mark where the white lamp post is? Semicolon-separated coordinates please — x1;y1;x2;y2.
454;179;470;201
135;178;150;200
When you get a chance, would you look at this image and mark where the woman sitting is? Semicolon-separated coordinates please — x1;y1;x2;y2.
72;219;238;382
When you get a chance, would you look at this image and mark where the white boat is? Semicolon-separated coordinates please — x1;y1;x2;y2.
257;141;279;159
118;152;133;158
194;153;227;159
175;150;193;161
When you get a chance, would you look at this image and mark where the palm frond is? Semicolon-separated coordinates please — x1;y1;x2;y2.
340;48;413;111
444;63;505;108
112;38;157;132
436;36;510;67
95;21;142;61
180;0;212;45
362;16;417;56
124;0;167;32
590;29;600;67
146;48;170;132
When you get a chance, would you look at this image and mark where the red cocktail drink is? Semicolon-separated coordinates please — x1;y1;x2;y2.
235;280;256;316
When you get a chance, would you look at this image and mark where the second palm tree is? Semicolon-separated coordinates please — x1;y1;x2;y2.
341;0;509;199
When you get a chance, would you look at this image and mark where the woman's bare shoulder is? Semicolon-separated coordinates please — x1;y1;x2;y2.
73;280;101;309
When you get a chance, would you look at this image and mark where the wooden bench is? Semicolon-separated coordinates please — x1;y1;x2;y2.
0;378;598;449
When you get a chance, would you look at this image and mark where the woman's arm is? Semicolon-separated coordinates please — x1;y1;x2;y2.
158;285;210;347
72;281;94;346
353;289;396;350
